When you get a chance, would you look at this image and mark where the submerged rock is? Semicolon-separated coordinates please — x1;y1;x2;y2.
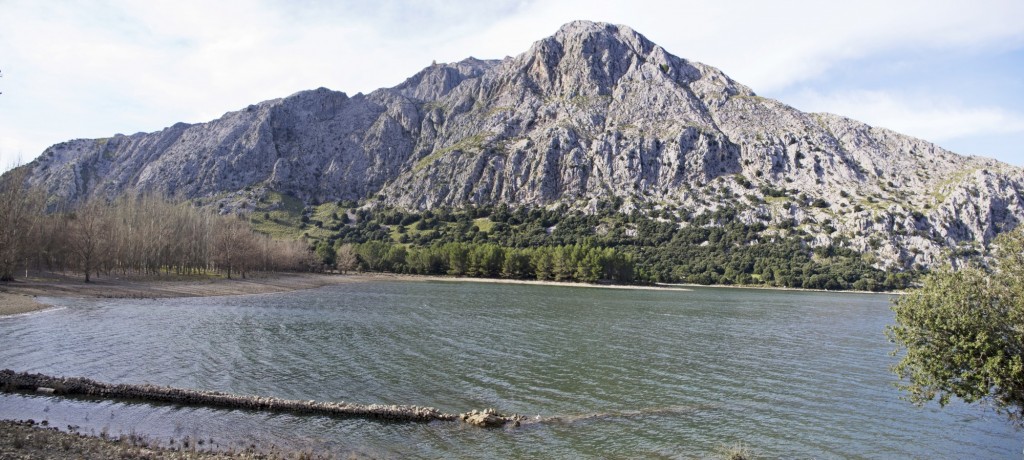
459;408;524;428
0;369;525;428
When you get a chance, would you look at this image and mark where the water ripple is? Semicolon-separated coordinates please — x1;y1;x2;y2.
0;283;1019;458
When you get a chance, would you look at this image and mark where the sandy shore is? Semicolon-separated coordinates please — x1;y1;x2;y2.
347;273;896;294
655;281;899;295
0;270;692;317
0;270;888;318
0;272;357;316
347;273;693;291
0;293;50;316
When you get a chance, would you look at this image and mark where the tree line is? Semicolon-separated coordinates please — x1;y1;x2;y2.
314;202;912;290
0;166;315;282
331;240;637;283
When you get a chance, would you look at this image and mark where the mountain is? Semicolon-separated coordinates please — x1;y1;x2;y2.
20;20;1024;269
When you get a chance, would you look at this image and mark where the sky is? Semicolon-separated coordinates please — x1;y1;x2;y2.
2;0;1023;172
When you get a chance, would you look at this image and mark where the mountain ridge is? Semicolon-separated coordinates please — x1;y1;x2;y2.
18;20;1024;269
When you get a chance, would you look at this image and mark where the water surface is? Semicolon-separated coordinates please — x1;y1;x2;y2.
0;280;1020;458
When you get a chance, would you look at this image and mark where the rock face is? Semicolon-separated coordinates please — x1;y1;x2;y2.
20;20;1024;268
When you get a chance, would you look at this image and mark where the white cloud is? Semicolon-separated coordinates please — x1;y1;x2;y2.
787;89;1024;143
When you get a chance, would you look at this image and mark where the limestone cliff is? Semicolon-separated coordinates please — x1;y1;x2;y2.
21;21;1024;268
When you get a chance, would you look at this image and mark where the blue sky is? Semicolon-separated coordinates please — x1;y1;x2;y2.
1;0;1022;171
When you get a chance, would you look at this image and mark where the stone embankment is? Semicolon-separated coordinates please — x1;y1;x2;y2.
0;369;523;428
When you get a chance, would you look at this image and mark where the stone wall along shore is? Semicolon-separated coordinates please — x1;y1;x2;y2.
0;369;523;428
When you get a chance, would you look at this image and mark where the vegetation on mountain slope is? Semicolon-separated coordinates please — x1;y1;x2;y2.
292;199;915;290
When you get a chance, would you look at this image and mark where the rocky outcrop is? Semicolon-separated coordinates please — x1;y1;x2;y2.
459;408;523;428
0;369;524;427
17;20;1024;268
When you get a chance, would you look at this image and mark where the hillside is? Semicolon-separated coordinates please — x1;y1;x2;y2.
19;20;1024;270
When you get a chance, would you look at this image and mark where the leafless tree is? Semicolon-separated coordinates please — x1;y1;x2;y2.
336;244;358;274
211;216;259;279
66;199;112;282
0;166;43;280
3;188;315;280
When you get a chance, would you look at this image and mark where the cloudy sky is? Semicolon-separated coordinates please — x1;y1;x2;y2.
2;0;1023;171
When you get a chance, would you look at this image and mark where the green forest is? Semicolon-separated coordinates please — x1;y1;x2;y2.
300;200;915;291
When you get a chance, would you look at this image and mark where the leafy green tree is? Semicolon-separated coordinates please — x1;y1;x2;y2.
576;249;602;283
473;244;504;278
355;240;390;272
315;241;335;268
888;229;1024;424
533;248;554;280
502;249;532;279
385;245;408;272
445;243;469;276
552;246;575;281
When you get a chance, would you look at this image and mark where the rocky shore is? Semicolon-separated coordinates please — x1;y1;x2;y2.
0;370;524;428
0;419;343;459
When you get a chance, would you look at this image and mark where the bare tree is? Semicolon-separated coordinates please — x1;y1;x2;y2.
11;190;315;280
66;199;112;282
336;243;358;274
211;217;259;279
0;166;43;280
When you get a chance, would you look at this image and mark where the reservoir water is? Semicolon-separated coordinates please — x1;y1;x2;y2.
0;280;1020;458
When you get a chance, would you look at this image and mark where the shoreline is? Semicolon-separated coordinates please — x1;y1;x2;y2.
0;271;357;316
0;293;50;316
352;273;694;291
346;273;898;295
0;270;898;316
656;282;900;295
0;419;326;459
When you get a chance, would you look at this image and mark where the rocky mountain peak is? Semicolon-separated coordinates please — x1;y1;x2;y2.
394;57;499;101
551;20;652;58
15;21;1024;270
515;20;676;97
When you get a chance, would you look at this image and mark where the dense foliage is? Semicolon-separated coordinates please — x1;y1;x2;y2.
312;201;912;290
338;241;635;283
888;228;1024;424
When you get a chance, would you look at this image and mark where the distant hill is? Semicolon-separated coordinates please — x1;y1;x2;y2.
19;20;1024;269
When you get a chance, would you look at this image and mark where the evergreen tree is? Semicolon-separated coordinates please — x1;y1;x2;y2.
888;228;1024;424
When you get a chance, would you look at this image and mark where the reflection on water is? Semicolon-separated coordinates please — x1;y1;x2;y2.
0;281;1020;458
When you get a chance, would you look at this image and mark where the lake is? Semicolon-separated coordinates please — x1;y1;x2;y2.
0;280;1020;458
